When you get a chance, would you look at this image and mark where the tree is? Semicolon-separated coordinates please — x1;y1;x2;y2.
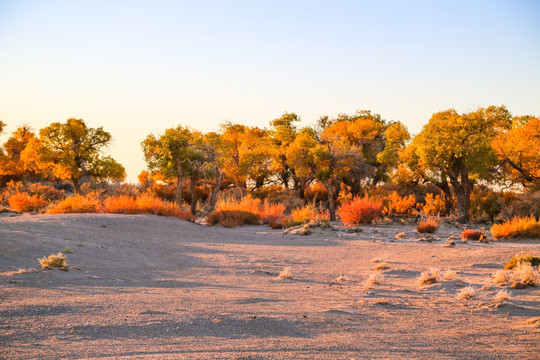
39;118;125;193
142;125;203;207
269;112;300;188
493;116;540;190
413;106;511;222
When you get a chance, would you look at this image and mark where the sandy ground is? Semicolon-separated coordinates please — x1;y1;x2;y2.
0;213;539;359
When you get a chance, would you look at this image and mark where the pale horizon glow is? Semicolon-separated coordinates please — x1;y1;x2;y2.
1;0;539;182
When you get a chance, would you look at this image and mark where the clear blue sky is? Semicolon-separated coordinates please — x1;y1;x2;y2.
1;0;539;182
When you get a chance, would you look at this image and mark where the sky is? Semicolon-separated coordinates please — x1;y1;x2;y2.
1;0;539;183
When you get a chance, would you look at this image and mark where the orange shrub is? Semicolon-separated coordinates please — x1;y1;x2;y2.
461;229;486;241
28;184;65;202
304;182;328;203
260;200;286;226
338;196;383;225
290;204;329;225
491;216;540;240
47;194;102;214
207;210;260;227
8;193;48;212
416;217;440;233
422;193;446;215
103;195;192;219
384;191;416;215
215;195;261;215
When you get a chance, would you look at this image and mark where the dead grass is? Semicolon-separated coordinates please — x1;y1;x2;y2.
374;262;389;271
338;196;383;225
511;262;540;287
491;216;540;239
492;270;511;285
416;217;440;234
395;232;405;239
336;274;347;282
278;267;293;279
494;289;511;302
38;252;66;269
364;273;382;289
207;210;260;227
8;193;48;212
456;286;477;300
417;268;440;286
442;270;457;281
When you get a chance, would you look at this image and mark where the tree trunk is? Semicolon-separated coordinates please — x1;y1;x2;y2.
71;176;81;194
447;161;471;223
190;172;198;216
322;180;336;221
208;167;223;212
175;160;184;207
437;179;453;216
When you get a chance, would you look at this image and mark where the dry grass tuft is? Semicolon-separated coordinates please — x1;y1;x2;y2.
417;268;440;286
494;289;511;302
442;270;457;281
395;232;405;239
336;274;347;282
504;254;540;270
364;273;382;289
47;194;101;214
491;216;540;240
416;217;440;234
289;204;329;226
374;262;389;271
491;270;511;285
456;286;477;300
372;257;384;263
511;262;540;287
338;196;383;225
104;195;192;219
461;229;486;241
278;267;293;279
8;193;48;212
38;252;66;269
216;195;261;215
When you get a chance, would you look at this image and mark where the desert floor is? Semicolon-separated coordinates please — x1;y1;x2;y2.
0;213;539;359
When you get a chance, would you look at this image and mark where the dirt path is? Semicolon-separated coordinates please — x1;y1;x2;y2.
1;214;539;359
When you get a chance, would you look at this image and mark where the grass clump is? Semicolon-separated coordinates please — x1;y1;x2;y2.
8;193;48;212
504;254;540;270
338;196;383;225
289;204;329;226
39;252;66;269
456;286;477;300
416;217;440;234
461;229;486;241
491;216;540;239
374;262;389;271
417;268;440;286
260;200;287;228
494;289;511;302
278;267;293;279
103;194;192;219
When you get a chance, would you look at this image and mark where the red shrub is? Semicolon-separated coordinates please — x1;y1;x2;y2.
416;217;440;233
338;196;383;225
461;229;486;241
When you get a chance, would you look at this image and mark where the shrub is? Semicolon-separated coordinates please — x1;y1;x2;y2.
461;229;486;241
216;195;261;215
384;191;416;215
28;184;66;202
47;194;102;214
494;289;511;302
207;210;260;227
492;270;511;285
304;182;328;203
289;204;329;225
104;195;193;219
416;217;440;233
8;193;48;212
260;200;286;226
504;254;540;270
500;191;540;220
511;262;540;287
491;216;540;239
39;252;66;269
338;196;383;225
470;188;502;222
422;193;446;215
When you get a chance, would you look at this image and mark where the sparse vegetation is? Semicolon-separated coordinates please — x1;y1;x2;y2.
47;194;101;214
491;216;540;239
416;217;440;234
442;270;457;281
38;252;66;269
8;193;48;212
207;210;260;227
494;289;511;302
278;267;293;279
374;262;389;271
364;273;382;289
